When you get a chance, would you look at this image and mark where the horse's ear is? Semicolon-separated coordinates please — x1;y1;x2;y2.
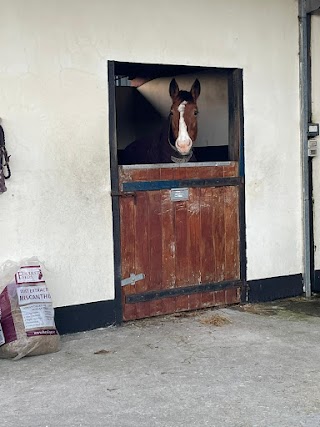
191;79;201;101
169;78;179;100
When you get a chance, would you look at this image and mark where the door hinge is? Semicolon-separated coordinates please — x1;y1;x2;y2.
121;273;145;286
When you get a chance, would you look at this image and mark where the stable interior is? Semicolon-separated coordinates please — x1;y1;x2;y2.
114;62;235;165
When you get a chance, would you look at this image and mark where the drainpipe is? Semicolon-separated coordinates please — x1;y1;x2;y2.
299;0;312;297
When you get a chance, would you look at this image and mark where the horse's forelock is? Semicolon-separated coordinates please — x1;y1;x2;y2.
176;90;194;104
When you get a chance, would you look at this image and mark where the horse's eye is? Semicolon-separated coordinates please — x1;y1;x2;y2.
194;110;199;116
170;110;173;116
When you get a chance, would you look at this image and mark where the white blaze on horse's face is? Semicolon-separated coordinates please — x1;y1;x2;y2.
175;101;193;155
169;78;201;157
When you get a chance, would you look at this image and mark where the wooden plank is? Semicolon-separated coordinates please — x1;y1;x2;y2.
118;167;132;187
186;188;201;310
224;186;240;281
199;187;215;283
158;296;176;315
160;187;177;315
183;165;225;179
175;295;189;312
134;192;150;319
159;169;177;315
200;291;216;308
214;290;226;306
120;197;136;321
173;166;189;287
120;163;236;183
160;167;175;181
161;190;176;289
213;187;226;283
223;162;238;177
122;177;240;193
131;168;160;182
136;288;240;318
148;190;164;317
225;287;240;305
160;164;179;288
187;187;201;285
119;167;161;188
173;166;187;180
175;200;189;287
188;293;202;310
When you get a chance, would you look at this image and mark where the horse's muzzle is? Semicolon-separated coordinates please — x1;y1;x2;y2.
176;138;193;155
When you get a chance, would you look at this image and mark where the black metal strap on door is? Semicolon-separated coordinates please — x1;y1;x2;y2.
0;124;11;194
126;280;242;304
122;176;241;192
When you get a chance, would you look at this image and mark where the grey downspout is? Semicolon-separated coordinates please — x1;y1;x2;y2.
299;0;312;297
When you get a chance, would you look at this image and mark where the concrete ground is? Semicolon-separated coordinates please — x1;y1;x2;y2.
2;298;320;427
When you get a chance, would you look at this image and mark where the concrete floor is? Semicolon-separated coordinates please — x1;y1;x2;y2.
2;298;320;427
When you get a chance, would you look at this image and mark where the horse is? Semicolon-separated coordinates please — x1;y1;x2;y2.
119;78;201;165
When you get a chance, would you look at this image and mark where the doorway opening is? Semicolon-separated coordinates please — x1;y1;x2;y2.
111;62;242;165
108;61;245;322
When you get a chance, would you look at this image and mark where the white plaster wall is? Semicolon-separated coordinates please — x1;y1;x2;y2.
0;0;302;308
311;13;320;269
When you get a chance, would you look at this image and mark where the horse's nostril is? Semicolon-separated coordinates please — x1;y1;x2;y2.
176;140;193;154
177;140;192;148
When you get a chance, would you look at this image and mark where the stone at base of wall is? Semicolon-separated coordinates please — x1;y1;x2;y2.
54;300;117;335
313;270;320;293
54;274;304;335
247;274;303;303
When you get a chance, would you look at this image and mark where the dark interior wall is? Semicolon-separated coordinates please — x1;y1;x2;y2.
115;87;163;150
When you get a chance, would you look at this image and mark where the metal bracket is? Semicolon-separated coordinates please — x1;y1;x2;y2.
121;273;145;287
308;139;318;157
308;123;319;138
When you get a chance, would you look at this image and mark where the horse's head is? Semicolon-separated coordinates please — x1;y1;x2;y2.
169;78;201;156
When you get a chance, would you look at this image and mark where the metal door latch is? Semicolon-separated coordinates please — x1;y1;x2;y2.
121;273;145;286
111;191;136;198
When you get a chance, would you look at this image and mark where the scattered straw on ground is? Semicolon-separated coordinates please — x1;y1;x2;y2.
236;304;278;316
199;314;232;327
173;311;199;318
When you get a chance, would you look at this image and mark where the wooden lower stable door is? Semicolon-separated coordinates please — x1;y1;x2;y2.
118;162;242;321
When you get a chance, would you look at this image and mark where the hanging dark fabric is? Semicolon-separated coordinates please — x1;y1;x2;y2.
0;124;11;194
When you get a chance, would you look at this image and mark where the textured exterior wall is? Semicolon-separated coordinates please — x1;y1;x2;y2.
0;0;302;308
311;13;320;270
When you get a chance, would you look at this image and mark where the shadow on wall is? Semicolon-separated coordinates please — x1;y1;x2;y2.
116;88;164;150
